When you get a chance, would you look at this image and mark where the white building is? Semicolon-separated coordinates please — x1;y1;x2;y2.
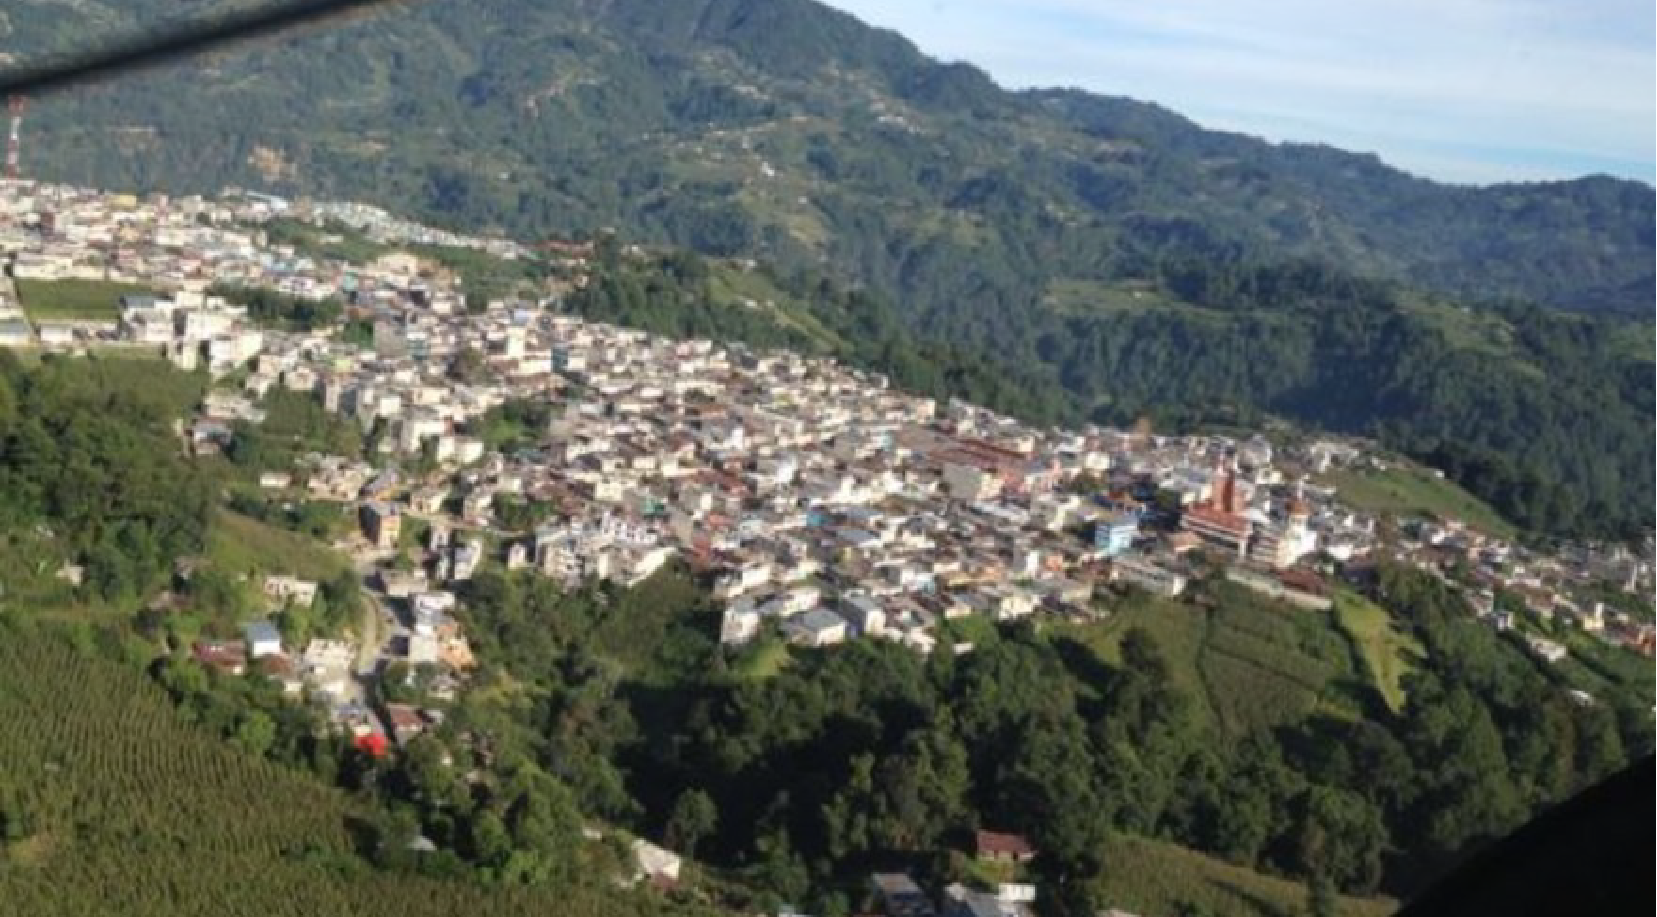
1112;554;1188;598
782;608;849;647
262;575;318;608
720;606;761;647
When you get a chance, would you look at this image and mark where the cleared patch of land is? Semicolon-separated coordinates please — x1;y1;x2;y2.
707;265;847;353
1091;832;1396;917
1041;278;1213;318
262;217;390;264
1332;590;1423;713
208;509;352;583
15;279;157;321
1064;583;1363;735
732;636;791;681
1322;465;1517;539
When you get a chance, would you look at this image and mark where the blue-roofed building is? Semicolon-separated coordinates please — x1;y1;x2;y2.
243;619;283;658
1094;512;1139;558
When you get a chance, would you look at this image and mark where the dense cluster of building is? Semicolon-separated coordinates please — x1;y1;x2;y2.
6;178;1653;727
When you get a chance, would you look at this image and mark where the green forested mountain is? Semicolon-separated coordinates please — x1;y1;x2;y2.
4;0;1652;318
7;0;1652;536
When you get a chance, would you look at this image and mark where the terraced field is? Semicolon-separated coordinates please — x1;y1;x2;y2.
0;622;700;917
1073;581;1371;734
1091;832;1396;917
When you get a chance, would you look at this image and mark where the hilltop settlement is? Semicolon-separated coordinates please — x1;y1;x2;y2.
2;180;1652;916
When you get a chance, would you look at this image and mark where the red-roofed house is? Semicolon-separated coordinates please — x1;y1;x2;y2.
384;703;427;745
975;829;1037;865
192;640;247;676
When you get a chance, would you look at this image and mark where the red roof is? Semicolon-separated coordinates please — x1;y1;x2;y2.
385;703;425;730
976;829;1036;859
1183;503;1251;536
354;733;389;758
192;641;246;673
256;654;296;678
1277;568;1328;596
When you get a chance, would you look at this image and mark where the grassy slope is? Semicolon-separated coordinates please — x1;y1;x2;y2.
0;626;680;917
706;264;846;352
208;509;352;583
263;218;391;264
15;279;157;321
1069;585;1366;735
1065;595;1216;729
1092;833;1396;917
1041;278;1220;320
1331;590;1423;713
1549;626;1657;711
732;636;792;681
1321;465;1517;540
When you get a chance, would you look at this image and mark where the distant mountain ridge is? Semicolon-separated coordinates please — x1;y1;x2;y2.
4;0;1651;319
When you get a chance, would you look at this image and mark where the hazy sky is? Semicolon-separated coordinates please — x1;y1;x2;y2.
823;0;1656;185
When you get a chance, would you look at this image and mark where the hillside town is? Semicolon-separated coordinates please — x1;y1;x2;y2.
3;179;1654;916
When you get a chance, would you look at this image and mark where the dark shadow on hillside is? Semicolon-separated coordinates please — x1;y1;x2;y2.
1211;877;1300;917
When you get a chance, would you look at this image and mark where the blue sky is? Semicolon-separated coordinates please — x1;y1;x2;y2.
823;0;1656;185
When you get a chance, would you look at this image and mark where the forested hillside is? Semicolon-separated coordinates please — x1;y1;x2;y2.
4;0;1652;318
440;556;1648;916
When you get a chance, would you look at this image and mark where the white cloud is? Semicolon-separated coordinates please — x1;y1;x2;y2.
824;0;1656;183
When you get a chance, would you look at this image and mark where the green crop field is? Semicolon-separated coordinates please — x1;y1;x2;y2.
1041;278;1217;319
0;623;693;917
1091;832;1396;917
15;279;158;321
1332;590;1423;712
1322;465;1517;539
1071;583;1364;734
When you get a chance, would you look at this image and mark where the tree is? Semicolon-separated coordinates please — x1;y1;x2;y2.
463;809;512;869
875;722;970;851
187;565;251;621
448;347;488;384
664;788;718;858
321;570;363;632
1287;787;1385;894
232;710;277;758
1307;873;1339;917
0;785;36;843
996;717;1108;878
